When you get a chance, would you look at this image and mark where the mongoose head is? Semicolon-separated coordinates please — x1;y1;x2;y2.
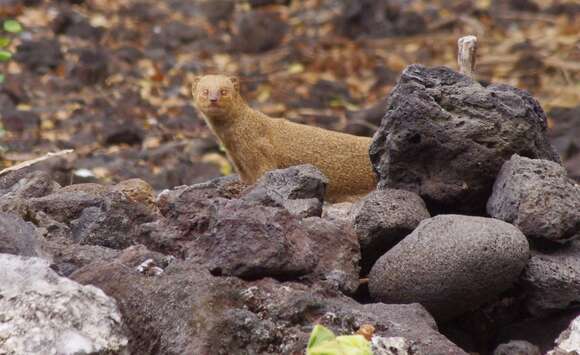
192;75;241;120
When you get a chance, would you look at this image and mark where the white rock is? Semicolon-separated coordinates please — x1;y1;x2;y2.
0;254;129;355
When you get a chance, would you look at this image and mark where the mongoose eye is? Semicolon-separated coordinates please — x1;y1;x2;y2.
202;89;209;96
220;89;228;96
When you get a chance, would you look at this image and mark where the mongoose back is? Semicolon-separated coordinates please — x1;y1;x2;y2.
191;74;377;202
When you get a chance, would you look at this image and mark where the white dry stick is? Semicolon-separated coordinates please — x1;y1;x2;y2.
0;149;74;176
457;35;478;77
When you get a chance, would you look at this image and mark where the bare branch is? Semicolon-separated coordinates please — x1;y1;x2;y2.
0;149;74;176
458;35;478;77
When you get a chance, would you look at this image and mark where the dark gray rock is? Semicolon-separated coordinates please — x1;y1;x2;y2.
369;215;529;320
336;0;428;39
301;217;360;294
494;340;540;355
69;190;157;249
351;189;430;274
370;65;560;214
243;164;327;218
71;48;109;85
0;170;60;199
71;246;466;355
0;212;43;257
487;154;580;243
28;190;105;223
521;241;580;316
15;39;63;74
232;9;288;53
188;198;317;279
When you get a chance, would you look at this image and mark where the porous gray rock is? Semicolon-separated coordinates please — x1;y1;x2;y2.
370;64;560;214
0;212;44;257
301;216;360;294
351;189;430;274
487;154;580;243
368;215;529;320
521;241;580;316
188;198;317;279
71;246;466;355
493;340;541;355
243;164;328;218
0;254;128;355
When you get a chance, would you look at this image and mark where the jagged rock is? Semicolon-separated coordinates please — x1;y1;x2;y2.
243;164;327;218
369;215;529;320
301;216;360;294
0;254;128;355
69;190;157;249
351;189;430;274
521;241;580;316
494;340;541;355
548;315;580;355
370;65;560;214
0;212;44;257
71;246;466;354
0;170;60;198
187;198;317;278
487;154;580;243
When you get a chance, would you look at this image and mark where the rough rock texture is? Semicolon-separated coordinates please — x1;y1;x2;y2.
493;340;541;355
0;254;128;355
0;212;44;257
370;65;560;214
301;216;360;294
548;315;580;355
351;189;430;274
521;241;580;316
243;164;328;218
369;215;529;320
71;246;466;355
188;198;317;279
487;154;580;243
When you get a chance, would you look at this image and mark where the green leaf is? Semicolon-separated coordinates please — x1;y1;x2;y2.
0;50;12;61
307;325;336;349
0;37;10;48
0;74;4;84
3;20;23;33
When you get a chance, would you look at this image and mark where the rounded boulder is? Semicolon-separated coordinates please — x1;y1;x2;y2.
368;214;529;320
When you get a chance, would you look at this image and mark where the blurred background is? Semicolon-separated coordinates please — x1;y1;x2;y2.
0;0;578;190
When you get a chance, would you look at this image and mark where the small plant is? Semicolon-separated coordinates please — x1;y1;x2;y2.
0;19;23;83
306;324;372;355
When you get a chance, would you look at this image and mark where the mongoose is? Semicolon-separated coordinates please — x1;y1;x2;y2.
191;74;377;202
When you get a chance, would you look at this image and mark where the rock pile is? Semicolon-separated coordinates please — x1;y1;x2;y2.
0;64;578;354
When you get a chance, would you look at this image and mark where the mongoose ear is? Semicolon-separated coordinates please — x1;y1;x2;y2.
191;76;201;96
229;76;240;92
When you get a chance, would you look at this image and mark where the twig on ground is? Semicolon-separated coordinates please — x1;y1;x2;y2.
0;149;74;176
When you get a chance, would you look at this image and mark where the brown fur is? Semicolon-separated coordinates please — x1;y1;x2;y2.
191;74;376;202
